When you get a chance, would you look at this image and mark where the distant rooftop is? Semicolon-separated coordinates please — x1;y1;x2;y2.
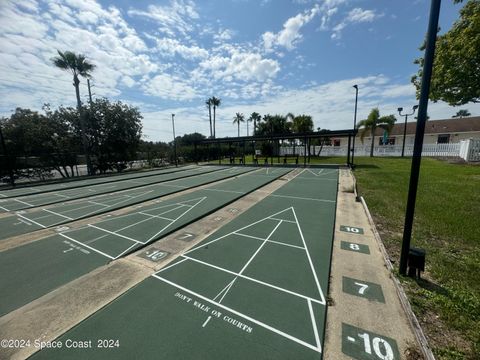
373;116;480;136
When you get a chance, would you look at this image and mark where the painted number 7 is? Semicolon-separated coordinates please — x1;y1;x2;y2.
354;282;368;295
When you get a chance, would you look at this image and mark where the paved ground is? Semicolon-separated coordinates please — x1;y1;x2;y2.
0;166;194;199
0;166;240;241
0;167;288;317
0;165;423;360
31;168;339;359
0;165;199;212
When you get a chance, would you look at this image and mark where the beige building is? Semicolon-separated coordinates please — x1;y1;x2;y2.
333;116;480;147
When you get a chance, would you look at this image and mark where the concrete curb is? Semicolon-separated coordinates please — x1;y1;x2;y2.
359;195;435;360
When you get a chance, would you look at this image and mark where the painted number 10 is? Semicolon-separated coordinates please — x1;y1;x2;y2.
358;333;394;360
344;226;360;233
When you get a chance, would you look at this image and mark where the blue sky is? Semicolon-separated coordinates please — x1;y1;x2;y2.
0;0;478;142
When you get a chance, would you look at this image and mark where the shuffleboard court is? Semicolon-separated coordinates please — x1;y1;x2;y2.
32;167;338;359
0;165;196;199
0;165;204;213
0;167;289;317
0;166;240;241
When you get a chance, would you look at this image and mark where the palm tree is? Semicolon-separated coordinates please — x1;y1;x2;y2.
233;113;245;137
52;50;95;175
205;98;213;138
452;109;471;118
357;108;396;157
249;112;261;136
211;96;221;138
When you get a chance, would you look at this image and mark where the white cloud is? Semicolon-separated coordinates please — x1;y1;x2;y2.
262;5;320;52
155;38;208;60
331;7;383;39
200;51;280;82
128;0;199;37
143;74;198;101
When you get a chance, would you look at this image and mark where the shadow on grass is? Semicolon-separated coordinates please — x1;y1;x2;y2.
353;164;380;169
416;278;450;297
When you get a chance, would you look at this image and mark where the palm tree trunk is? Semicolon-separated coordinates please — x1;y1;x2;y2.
237;122;240;137
74;74;92;175
370;128;375;157
213;106;216;138
208;105;212;138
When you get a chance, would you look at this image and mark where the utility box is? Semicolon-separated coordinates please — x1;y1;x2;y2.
408;247;426;278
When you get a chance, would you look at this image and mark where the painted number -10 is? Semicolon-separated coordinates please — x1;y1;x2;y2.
344;226;361;233
358;333;395;360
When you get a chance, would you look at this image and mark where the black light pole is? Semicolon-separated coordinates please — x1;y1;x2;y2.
172;114;177;167
400;0;441;276
397;105;419;157
352;85;358;167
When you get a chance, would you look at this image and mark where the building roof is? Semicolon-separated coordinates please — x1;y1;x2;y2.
373;116;480;136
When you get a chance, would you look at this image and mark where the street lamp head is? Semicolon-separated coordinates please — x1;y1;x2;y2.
413;105;419;111
353;84;358;89
397;107;403;113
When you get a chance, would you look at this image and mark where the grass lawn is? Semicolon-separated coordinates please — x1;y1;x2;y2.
351;157;480;360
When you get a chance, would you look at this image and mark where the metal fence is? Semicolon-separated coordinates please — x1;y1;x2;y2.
280;142;471;158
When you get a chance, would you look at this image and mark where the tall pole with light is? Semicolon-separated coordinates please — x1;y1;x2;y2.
400;0;441;276
352;85;358;167
172;114;177;167
397;105;419;157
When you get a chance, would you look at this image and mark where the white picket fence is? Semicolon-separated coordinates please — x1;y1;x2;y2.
280;139;480;161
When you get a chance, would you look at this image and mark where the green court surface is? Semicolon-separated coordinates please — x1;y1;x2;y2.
0;166;242;241
0;168;289;317
0;166;197;199
0;165;201;213
32;167;338;359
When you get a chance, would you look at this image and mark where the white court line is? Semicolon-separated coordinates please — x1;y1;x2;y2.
291;207;326;306
180;255;324;305
203;188;245;194
0;194;6;197
153;274;321;354
13;198;35;207
270;194;335;203
308;299;322;352
59;233;114;259
138;212;174;221
202;316;212;328
16;213;47;228
0;206;9;211
232;232;306;250
84;233;109;245
146;197;206;242
158;258;188;273
269;217;296;224
184;208;298;255
114;241;141;259
87;201;110;207
87;224;143;244
42;208;74;220
51;193;71;199
238;221;282;274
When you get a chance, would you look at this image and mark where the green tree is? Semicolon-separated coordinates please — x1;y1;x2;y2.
411;0;480;105
52;50;95;174
248;112;261;136
357;108;396;157
452;109;471;118
292;115;314;133
211;96;221;138
233;112;245;137
205;98;213;138
84;98;143;173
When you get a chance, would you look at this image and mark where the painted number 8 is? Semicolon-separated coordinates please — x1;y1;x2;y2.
349;243;360;251
358;333;394;360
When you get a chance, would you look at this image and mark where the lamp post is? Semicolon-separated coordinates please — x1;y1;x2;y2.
171;114;177;167
397;105;419;157
352;85;358;167
400;0;441;276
